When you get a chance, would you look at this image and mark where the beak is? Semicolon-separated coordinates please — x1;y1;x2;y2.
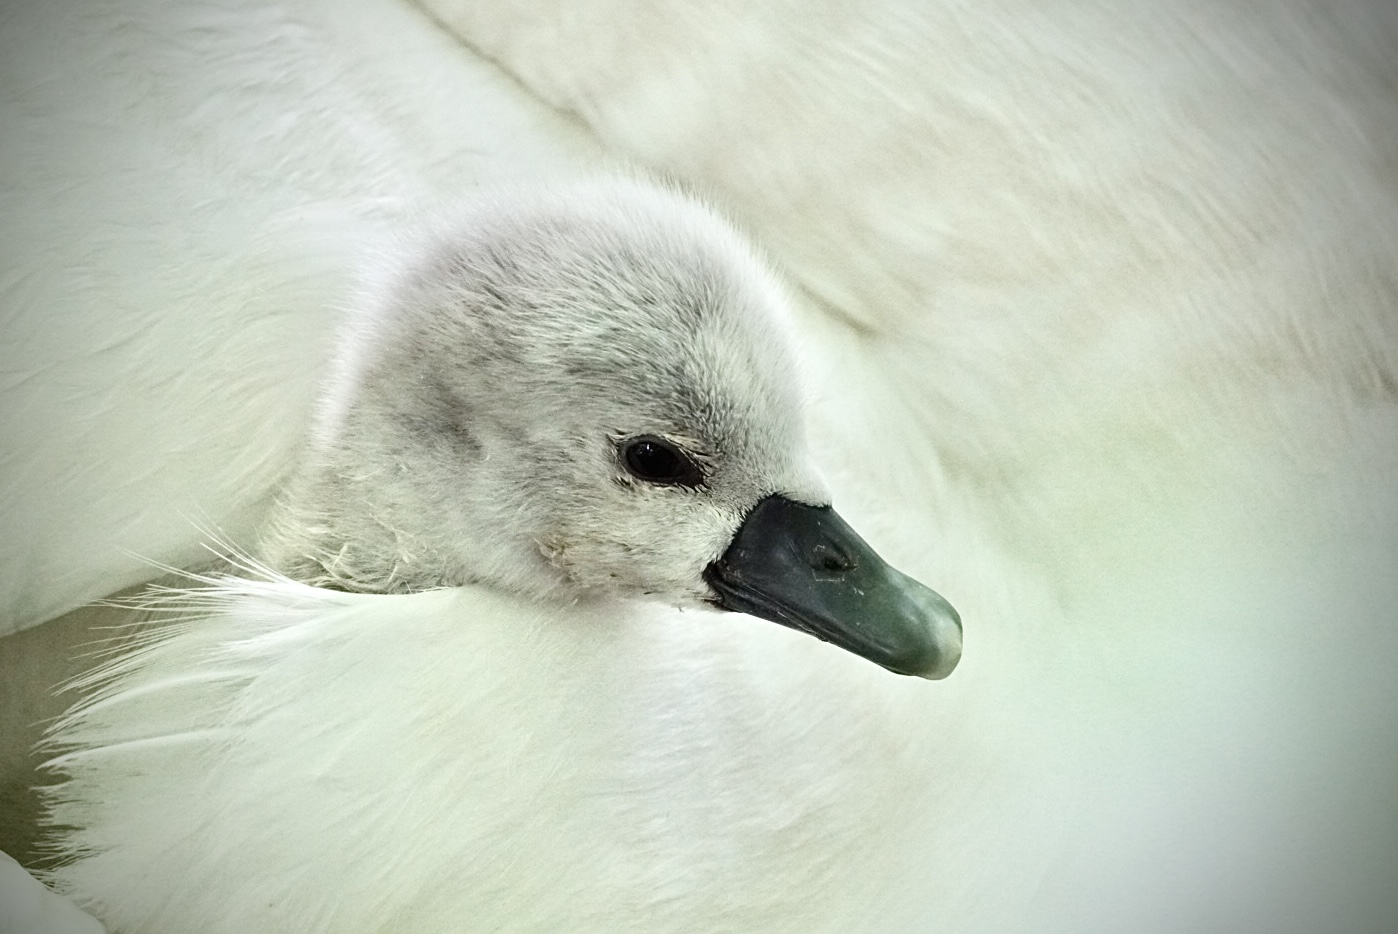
703;495;962;679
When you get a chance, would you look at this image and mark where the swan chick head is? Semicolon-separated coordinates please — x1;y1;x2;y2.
263;179;961;678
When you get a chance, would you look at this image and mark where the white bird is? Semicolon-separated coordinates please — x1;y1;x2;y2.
38;179;964;933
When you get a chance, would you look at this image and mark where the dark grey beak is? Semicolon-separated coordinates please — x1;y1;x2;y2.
703;495;962;679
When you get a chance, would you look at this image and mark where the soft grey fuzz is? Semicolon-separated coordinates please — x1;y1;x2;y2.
260;179;826;605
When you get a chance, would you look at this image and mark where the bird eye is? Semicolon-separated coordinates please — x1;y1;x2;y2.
619;435;705;488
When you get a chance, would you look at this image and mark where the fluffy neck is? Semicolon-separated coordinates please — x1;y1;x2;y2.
257;435;573;600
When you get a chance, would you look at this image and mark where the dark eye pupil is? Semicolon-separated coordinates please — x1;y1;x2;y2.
627;441;678;478
621;436;703;487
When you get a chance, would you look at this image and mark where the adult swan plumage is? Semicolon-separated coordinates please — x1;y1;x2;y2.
39;179;962;933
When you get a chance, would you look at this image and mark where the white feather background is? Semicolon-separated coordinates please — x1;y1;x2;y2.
1;0;1395;932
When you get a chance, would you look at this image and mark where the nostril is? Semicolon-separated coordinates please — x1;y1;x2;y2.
811;543;855;574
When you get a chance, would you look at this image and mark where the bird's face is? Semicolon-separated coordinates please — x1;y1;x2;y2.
509;312;825;610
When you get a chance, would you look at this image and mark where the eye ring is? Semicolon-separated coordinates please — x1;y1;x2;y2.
617;435;706;488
